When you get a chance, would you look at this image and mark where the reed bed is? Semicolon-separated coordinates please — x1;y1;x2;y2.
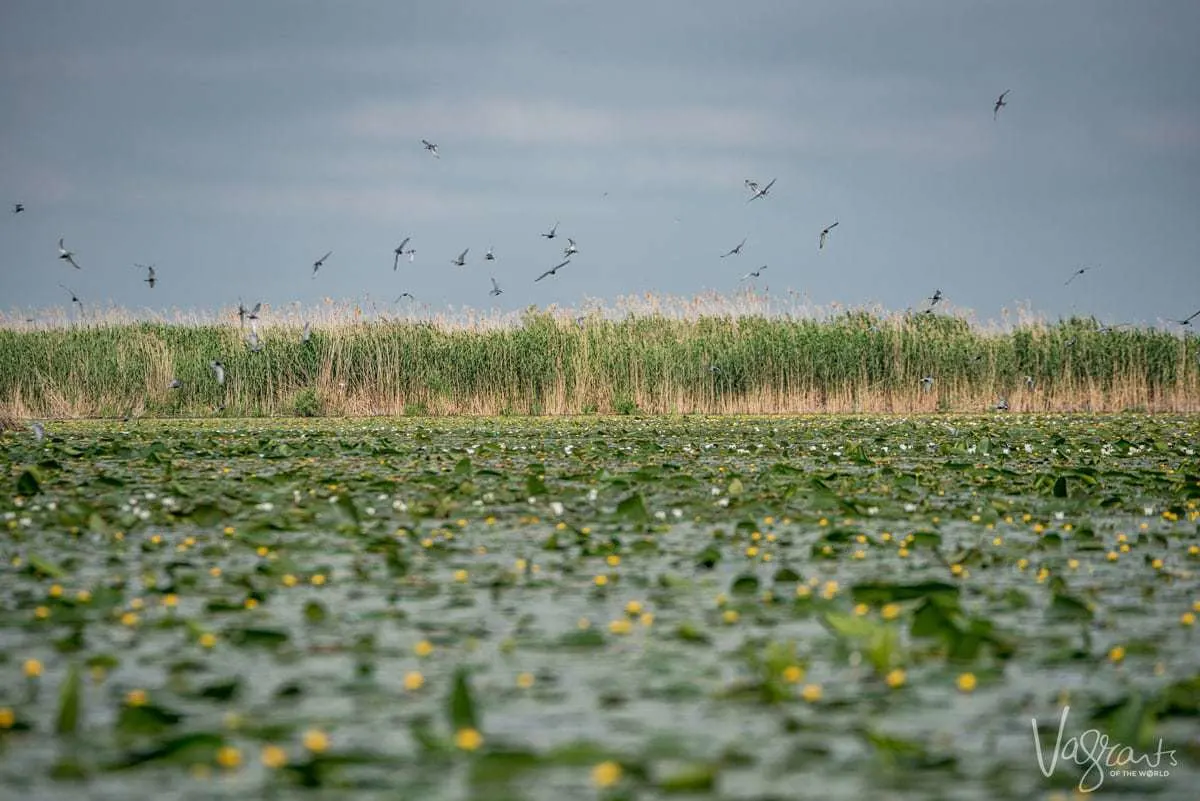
0;298;1196;417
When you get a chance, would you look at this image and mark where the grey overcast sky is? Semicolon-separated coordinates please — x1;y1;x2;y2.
1;1;1199;326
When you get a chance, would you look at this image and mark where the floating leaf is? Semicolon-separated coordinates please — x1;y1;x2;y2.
447;667;479;731
55;662;82;736
616;492;649;523
17;468;42;496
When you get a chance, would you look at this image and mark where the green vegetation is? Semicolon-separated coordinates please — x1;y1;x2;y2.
1;311;1197;418
1;415;1198;799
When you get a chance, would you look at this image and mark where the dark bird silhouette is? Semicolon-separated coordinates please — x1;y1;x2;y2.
535;258;571;282
720;238;747;258
393;237;412;270
451;248;469;267
12;203;23;214
1176;309;1200;327
747;178;776;203
993;90;1010;120
237;300;262;328
395;292;415;302
485;246;495;261
489;277;503;297
928;289;943;307
819;221;839;250
59;283;83;309
138;264;156;288
541;221;559;239
422;139;439;158
1064;264;1095;285
58;238;80;269
740;266;768;281
563;238;578;257
312;251;332;278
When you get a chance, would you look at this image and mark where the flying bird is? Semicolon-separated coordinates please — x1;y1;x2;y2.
920;376;934;392
210;360;225;385
541;221;559;239
740;266;768;281
395;292;415;302
744;179;760;196
1064;265;1094;285
819;221;839;250
451;248;469;267
393;237;412;270
138;264;156;288
1176;309;1200;327
489;277;503;297
721;238;747;258
312;251;332;278
59;283;83;309
422;139;439;158
485;246;496;261
563;238;578;257
747;178;776;203
928;289;943;307
535;258;571;282
12;203;23;214
58;238;80;269
993;90;1010;120
237;300;262;328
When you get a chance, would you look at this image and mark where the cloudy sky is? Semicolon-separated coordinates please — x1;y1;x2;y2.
2;1;1198;326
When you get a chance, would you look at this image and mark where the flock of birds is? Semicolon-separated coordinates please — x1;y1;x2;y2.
7;88;1200;425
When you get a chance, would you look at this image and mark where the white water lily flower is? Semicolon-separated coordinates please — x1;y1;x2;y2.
527;497;538;505
867;506;878;516
144;492;157;501
329;496;340;505
654;510;667;520
716;498;730;507
1054;511;1064;520
365;507;375;516
904;503;917;512
672;509;683;518
256;502;275;512
1024;444;1034;453
549;501;564;516
1143;506;1154;516
711;487;721;496
377;494;389;502
392;500;408;512
587;489;598;501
